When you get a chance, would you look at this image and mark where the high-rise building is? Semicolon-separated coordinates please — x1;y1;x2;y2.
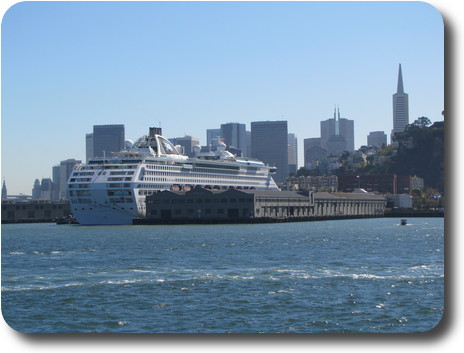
206;129;222;147
85;133;93;162
303;138;327;169
320;108;354;155
246;131;252;157
39;178;53;200
1;180;7;200
304;137;322;152
59;159;81;200
52;165;61;201
220;123;247;157
91;124;125;158
367;131;387;148
288;133;298;175
251;121;288;183
32;179;41;199
391;64;409;144
169;136;200;157
320;117;336;150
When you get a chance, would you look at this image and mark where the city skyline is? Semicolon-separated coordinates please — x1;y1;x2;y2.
1;1;444;195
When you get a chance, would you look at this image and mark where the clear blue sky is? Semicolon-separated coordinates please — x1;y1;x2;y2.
1;1;444;195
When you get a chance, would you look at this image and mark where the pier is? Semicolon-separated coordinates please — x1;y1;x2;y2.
137;186;387;225
1;200;71;224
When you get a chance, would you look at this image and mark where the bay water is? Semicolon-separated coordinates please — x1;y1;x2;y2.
1;218;444;333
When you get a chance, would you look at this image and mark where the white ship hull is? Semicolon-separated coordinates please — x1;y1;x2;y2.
71;206;136;226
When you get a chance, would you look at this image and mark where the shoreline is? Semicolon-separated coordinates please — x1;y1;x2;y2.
1;210;444;225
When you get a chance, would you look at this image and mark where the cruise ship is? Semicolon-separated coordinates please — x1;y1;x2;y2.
67;129;279;225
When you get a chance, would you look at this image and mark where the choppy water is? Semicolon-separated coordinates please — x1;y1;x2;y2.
1;218;444;333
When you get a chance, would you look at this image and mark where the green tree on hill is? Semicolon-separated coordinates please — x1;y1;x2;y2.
391;117;444;191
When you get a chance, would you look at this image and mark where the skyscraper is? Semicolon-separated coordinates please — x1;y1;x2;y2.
59;159;81;200
391;64;409;143
288;133;298;175
32;179;41;199
2;180;8;200
320;108;354;155
220;123;247;157
52;165;61;201
85;133;94;162
91;125;125;158
367;131;387;148
169;136;200;157
304;138;327;169
206;128;222;147
251;121;288;183
39;178;53;200
246;131;252;157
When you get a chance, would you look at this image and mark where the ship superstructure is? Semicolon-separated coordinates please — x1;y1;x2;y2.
67;130;279;225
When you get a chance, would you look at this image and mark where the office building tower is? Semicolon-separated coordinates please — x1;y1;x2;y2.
391;64;409;144
320;116;335;150
320;107;354;155
367;131;387;148
220;123;247;157
246;131;252;157
86;133;94;162
32;179;41;199
304;138;327;169
2;180;7;200
288;133;298;175
59;159;81;200
206;129;222;147
91;124;125;158
52;165;61;201
169;136;200;157
251;120;288;183
40;178;53;200
304;137;322;152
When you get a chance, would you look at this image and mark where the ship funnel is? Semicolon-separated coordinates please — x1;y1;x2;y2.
149;127;162;137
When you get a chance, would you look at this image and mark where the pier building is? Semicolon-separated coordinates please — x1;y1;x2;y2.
145;186;314;222
143;186;386;224
1;200;71;223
